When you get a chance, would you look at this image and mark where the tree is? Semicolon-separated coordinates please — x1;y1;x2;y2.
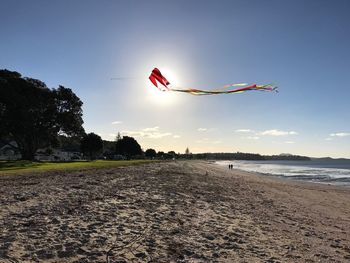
168;151;176;156
102;140;116;159
0;69;84;160
167;151;177;159
115;132;122;141
145;148;157;159
80;133;103;160
115;136;142;159
58;135;81;152
184;147;192;159
157;151;165;159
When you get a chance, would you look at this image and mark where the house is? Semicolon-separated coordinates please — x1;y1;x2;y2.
0;141;82;161
0;141;21;160
35;148;82;161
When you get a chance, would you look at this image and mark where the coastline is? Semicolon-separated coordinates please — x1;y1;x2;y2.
230;165;350;188
215;159;350;187
1;161;349;262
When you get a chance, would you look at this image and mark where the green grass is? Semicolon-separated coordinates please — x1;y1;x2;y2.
0;160;154;175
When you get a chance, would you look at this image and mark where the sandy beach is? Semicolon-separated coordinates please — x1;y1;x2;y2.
0;161;349;263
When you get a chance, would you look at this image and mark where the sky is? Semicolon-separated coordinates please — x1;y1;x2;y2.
1;0;350;157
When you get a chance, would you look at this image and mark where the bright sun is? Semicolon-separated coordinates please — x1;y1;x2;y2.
159;68;179;86
146;68;179;106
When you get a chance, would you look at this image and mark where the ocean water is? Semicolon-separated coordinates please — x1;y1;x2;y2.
216;159;350;186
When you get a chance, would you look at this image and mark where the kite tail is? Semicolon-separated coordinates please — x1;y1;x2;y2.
169;84;278;95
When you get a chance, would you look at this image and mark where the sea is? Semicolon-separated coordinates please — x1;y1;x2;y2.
216;159;350;186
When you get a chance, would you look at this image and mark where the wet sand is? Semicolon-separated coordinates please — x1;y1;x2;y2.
0;161;349;262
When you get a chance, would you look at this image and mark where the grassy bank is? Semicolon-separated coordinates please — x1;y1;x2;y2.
0;160;154;175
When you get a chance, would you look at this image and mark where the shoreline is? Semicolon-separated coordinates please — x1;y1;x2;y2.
1;161;349;262
213;160;350;193
214;159;350;187
232;166;350;189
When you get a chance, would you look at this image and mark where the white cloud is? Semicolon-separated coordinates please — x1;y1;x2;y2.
330;132;350;137
235;129;253;133
108;133;116;137
197;128;207;132
149;132;172;139
285;141;295;144
173;135;181;139
245;136;260;140
111;121;122;125
121;130;141;137
122;126;172;139
142;126;159;132
260;129;298;136
325;138;333;141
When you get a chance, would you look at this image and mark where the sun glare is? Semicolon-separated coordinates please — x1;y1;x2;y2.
146;68;179;106
159;68;179;86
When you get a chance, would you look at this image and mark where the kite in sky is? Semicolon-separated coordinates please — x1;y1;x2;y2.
149;68;278;95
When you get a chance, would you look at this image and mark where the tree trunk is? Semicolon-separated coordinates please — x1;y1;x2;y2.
17;140;37;161
20;148;36;161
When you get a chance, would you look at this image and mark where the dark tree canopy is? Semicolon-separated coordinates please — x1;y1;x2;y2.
58;135;81;152
0;69;84;160
145;148;157;159
115;136;142;158
157;151;165;158
80;133;103;160
102;140;116;158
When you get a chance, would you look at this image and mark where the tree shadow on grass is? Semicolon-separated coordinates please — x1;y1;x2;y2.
0;160;42;171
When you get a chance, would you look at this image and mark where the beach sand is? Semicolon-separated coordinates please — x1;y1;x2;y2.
0;161;349;262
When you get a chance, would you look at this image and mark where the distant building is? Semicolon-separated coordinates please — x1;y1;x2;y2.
0;141;82;161
35;148;82;161
0;141;21;160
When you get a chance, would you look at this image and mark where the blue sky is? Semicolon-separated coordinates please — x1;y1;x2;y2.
1;0;350;157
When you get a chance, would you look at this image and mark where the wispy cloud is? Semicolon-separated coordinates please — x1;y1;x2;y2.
122;126;172;139
260;129;298;136
173;135;181;139
285;141;295;144
236;129;298;138
325;138;333;141
142;126;160;132
197;128;207;132
235;129;253;133
111;121;122;125
330;132;350;137
245;136;260;140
